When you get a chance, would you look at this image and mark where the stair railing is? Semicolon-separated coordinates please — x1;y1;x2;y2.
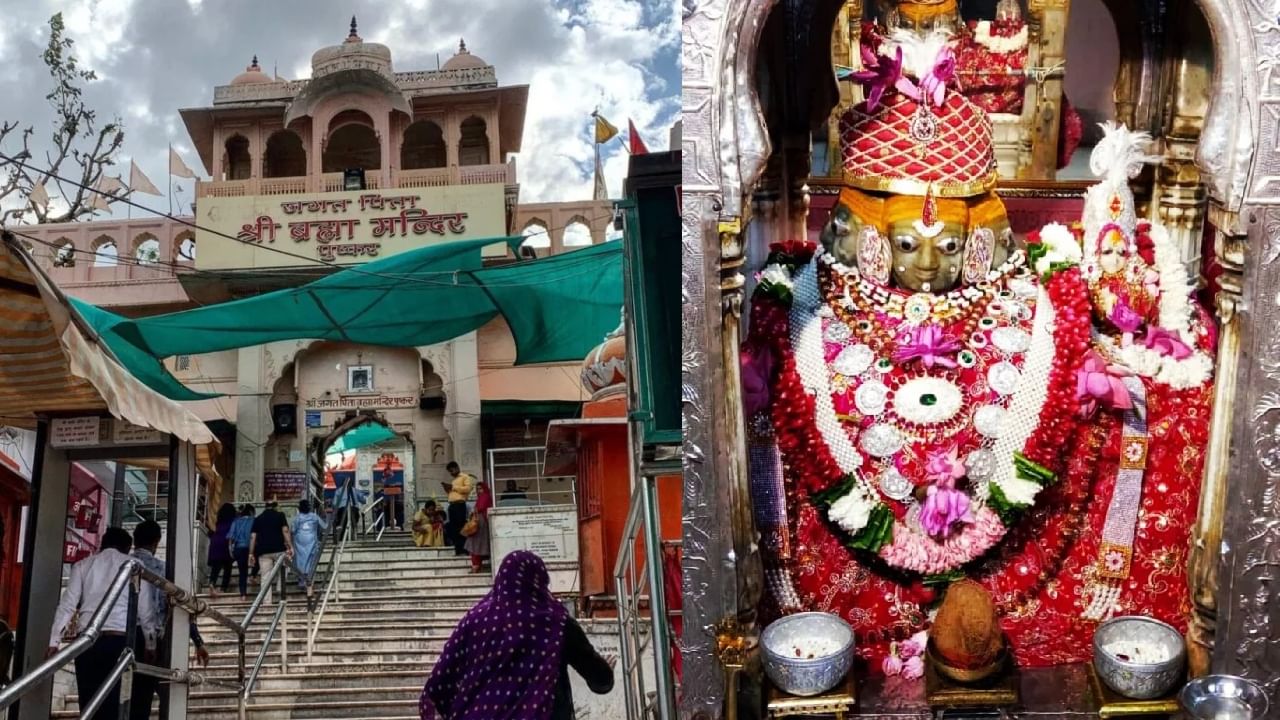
238;554;291;715
0;558;248;719
305;513;353;662
614;473;677;720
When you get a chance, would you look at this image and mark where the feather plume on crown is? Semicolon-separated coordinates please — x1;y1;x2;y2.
885;29;955;80
1088;121;1163;182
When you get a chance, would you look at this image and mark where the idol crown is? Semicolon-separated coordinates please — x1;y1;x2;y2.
840;30;996;199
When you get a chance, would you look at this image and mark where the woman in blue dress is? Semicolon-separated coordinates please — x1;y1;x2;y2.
291;499;328;612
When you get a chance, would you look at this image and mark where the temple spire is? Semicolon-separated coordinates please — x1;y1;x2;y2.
348;15;360;41
458;38;468;54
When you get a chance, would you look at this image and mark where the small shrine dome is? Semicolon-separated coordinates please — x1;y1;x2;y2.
580;318;626;400
442;39;488;70
310;16;394;76
230;56;272;85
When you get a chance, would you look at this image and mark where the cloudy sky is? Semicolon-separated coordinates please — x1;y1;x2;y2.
0;0;678;218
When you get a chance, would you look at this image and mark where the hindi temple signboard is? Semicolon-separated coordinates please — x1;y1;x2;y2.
195;183;507;270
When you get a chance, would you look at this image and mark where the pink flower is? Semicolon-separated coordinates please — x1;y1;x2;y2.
1142;326;1193;360
901;655;925;680
741;344;775;418
1108;299;1143;334
882;651;904;676
925;447;965;489
900;630;928;659
893;324;960;369
850;45;904;112
919;486;974;538
1075;350;1133;418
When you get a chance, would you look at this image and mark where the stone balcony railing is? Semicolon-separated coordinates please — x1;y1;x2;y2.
196;159;517;199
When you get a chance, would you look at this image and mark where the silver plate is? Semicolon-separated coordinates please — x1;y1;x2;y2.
855;380;890;416
965;449;996;480
824;321;853;344
879;467;914;500
991;326;1031;354
987;361;1022;396
860;423;903;458
832;344;874;377
973;405;1006;438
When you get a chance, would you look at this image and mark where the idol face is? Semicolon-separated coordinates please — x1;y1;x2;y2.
1098;230;1128;275
887;220;966;293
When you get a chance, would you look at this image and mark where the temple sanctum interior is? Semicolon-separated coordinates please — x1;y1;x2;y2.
680;0;1280;716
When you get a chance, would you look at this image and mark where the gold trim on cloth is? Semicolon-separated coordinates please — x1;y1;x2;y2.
844;172;999;199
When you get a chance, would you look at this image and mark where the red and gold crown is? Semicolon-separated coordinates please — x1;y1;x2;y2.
841;33;997;198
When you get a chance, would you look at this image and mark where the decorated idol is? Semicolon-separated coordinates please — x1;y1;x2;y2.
744;30;1214;671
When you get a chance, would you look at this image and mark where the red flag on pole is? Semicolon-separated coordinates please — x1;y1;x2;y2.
628;119;649;155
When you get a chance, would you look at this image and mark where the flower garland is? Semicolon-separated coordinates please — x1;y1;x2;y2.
756;240;1091;576
971;20;1028;55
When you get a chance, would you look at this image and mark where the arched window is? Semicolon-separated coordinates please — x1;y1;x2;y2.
175;231;196;262
53;239;76;268
323;111;381;172
521;220;550;249
401;121;447;170
458;116;490;166
225;134;251;181
134;235;161;265
91;237;118;268
264;130;306;178
562;219;594;247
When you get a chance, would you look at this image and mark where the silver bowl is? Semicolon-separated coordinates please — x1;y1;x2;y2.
1092;616;1186;699
761;612;854;697
1180;675;1269;720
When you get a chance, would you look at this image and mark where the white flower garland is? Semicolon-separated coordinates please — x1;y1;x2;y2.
1034;222;1083;276
1147;223;1194;340
982;285;1056;505
972;20;1028;55
829;484;878;534
791;258;866;476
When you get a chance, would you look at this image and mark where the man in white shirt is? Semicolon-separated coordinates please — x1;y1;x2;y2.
129;520;165;720
48;527;135;720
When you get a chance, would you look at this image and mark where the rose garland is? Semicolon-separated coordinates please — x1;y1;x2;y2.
750;239;1091;577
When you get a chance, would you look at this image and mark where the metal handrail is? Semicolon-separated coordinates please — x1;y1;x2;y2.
78;648;134;719
0;559;139;710
305;519;352;660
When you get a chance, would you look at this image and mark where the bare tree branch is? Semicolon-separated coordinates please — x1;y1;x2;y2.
0;13;128;224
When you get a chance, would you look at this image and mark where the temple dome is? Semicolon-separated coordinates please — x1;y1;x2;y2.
230;56;272;85
442;39;488;70
310;16;394;78
580;315;626;400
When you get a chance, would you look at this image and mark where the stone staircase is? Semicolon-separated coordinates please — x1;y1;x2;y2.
56;534;488;719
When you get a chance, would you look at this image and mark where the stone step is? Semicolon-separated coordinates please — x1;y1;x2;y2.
192;647;445;668
197;658;437;678
197;626;455;650
57;696;422;720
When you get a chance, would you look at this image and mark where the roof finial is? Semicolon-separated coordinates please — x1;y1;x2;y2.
458;38;468;54
251;55;259;69
349;15;359;39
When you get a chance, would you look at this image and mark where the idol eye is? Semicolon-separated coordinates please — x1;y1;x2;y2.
938;237;961;255
895;236;919;252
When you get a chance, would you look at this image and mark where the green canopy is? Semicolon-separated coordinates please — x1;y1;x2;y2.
75;238;623;401
73;300;221;401
326;422;398;455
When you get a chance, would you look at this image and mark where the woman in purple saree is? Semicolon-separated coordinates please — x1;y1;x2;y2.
420;550;615;720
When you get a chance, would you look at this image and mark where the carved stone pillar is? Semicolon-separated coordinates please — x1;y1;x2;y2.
1149;0;1213;283
1024;0;1068;178
1186;207;1244;677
